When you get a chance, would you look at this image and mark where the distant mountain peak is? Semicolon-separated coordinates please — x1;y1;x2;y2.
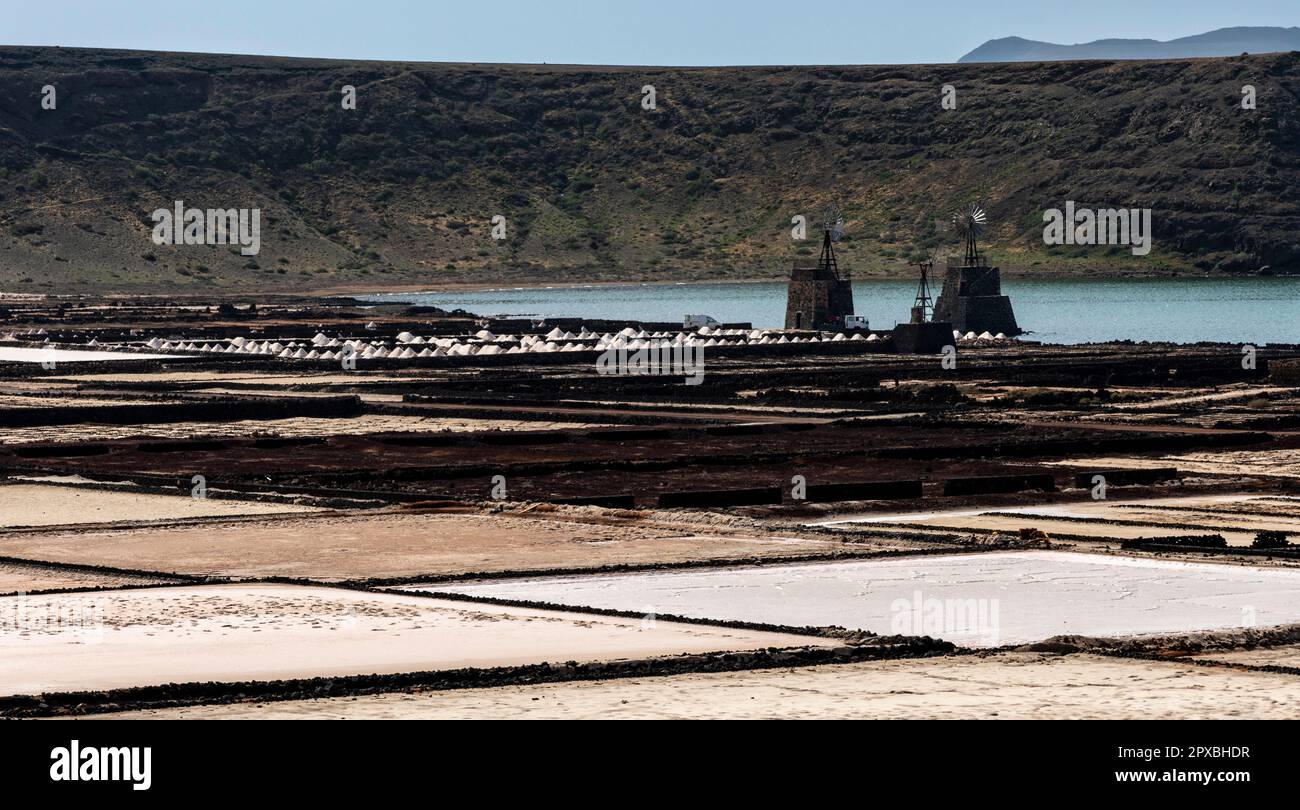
960;25;1300;63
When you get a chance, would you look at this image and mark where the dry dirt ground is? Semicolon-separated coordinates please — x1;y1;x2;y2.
0;482;321;527
823;494;1300;547
1053;450;1300;479
0;562;181;595
1191;643;1300;668
86;652;1300;720
0;509;851;581
0;416;595;445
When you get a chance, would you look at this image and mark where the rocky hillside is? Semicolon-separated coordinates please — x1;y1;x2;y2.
0;46;1298;293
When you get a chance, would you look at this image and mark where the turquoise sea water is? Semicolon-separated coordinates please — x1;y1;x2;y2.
363;277;1299;345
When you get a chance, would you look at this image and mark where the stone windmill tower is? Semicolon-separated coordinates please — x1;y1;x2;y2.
932;203;1021;335
784;206;858;330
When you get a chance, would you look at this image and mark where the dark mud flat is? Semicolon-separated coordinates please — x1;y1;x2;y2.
1;419;1272;505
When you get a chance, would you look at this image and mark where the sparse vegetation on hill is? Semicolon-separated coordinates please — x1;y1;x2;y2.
0;46;1297;292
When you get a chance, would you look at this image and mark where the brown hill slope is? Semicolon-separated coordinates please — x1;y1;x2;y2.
0;46;1297;293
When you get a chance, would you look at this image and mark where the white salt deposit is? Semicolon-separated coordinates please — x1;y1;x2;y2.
0;347;185;363
429;551;1300;648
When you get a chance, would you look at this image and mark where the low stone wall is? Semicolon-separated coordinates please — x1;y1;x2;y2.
1073;468;1180;488
805;480;923;503
943;473;1057;496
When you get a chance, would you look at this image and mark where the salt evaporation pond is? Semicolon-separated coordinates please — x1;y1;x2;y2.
0;346;182;363
428;551;1300;648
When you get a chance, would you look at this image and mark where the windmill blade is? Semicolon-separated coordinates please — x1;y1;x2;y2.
820;204;845;241
953;203;988;237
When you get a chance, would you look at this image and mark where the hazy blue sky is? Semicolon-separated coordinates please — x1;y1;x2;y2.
5;0;1296;65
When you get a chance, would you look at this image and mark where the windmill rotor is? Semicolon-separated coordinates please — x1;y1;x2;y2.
810;203;848;282
953;202;988;266
821;205;845;242
952;203;987;240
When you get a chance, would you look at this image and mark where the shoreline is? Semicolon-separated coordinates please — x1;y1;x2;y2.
330;271;1296;300
2;270;1293;302
347;277;787;298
